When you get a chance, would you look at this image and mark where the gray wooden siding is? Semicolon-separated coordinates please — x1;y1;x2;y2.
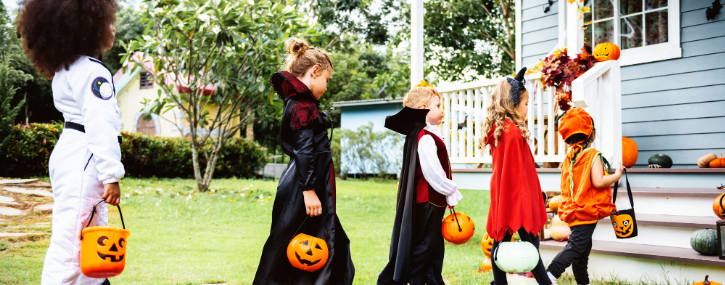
621;0;725;167
521;0;559;67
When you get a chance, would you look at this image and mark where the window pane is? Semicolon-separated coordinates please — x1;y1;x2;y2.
645;0;667;10
584;0;592;22
585;24;593;46
621;15;643;49
645;10;668;45
594;20;614;46
595;0;614;20
620;0;642;15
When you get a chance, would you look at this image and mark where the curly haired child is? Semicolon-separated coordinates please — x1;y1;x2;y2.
17;1;123;284
480;67;551;285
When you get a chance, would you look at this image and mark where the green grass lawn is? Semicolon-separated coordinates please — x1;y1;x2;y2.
1;178;496;284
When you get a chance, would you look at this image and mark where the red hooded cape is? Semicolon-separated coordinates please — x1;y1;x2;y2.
485;120;548;241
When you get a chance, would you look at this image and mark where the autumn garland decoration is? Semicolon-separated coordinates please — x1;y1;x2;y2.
538;45;597;113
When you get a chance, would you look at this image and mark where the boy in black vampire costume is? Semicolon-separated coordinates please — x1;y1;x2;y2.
378;87;463;285
253;39;354;285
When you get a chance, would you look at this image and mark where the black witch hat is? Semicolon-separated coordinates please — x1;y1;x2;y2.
507;67;527;106
384;107;430;136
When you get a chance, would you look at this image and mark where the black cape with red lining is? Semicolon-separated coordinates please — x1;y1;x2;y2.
253;71;354;285
377;107;446;285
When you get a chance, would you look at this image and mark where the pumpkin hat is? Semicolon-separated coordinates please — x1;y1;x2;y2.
559;107;594;159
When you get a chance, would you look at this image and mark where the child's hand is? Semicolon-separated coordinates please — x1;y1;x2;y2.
615;162;624;176
102;183;121;206
303;190;322;217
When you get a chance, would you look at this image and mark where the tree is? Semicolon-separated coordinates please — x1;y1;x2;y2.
103;6;147;74
0;57;26;148
422;0;516;81
125;0;316;191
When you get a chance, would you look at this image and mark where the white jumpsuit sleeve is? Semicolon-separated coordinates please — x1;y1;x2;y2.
69;60;125;184
417;134;463;206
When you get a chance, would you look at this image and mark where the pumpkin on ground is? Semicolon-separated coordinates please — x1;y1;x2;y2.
714;194;725;218
693;275;722;285
593;43;621;61
648;154;673;168
690;229;718;256
710;153;725;168
481;233;494;257
480;256;493;272
287;233;329;272
549;195;563;212
698;153;718;168
622;137;638;168
442;212;475;245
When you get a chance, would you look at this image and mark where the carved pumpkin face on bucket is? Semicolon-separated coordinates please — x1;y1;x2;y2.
611;214;634;238
593;43;621;61
287;234;329;272
80;226;130;278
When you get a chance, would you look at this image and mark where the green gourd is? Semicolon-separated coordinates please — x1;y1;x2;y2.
648;154;673;168
690;229;718;256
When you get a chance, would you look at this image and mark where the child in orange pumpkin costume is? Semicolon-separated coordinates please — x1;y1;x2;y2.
546;108;623;285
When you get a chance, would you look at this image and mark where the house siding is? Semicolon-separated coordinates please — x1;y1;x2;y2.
521;0;560;67
621;0;725;167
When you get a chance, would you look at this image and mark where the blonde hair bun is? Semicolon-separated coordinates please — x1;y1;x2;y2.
286;38;309;56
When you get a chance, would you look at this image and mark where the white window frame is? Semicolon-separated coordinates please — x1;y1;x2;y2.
582;0;681;66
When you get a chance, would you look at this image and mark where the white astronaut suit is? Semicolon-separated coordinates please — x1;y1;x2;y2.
41;56;125;285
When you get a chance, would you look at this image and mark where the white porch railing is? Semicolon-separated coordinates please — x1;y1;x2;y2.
436;61;622;166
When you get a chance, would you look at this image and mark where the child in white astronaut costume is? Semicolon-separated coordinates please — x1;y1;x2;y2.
16;1;124;284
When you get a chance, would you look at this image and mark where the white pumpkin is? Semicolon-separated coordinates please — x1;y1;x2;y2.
493;241;540;273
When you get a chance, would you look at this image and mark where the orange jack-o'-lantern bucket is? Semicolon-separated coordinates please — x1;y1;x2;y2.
79;200;130;278
286;217;329;272
442;208;475;245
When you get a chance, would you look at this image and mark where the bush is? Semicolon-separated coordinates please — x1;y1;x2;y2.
0;123;268;179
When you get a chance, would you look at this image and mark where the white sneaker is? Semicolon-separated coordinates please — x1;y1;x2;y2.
546;271;558;285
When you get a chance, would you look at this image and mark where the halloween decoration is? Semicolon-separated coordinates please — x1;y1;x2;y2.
442;209;475;245
481;233;494;257
717;194;725;260
549;195;563;212
593;43;621;62
481;256;493;272
706;0;723;21
694;275;722;285
611;169;638;238
79;200;130;278
710;153;725;168
699;153;718;168
543;0;555;13
648;154;673;168
691;229;718;256
713;194;725;218
493;241;540;273
550;216;571;241
287;233;329;272
622;137;638;168
552;215;568;227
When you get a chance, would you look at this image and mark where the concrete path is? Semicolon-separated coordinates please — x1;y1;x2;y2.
0;179;38;185
1;187;53;197
0;232;45;237
33;204;53;212
0;206;24;216
0;195;18;205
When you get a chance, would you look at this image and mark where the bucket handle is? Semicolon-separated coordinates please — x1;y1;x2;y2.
80;199;126;240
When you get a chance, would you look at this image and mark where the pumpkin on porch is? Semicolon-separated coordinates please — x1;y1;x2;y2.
713;194;725;218
550;216;571;241
693;275;722;285
593;43;621;62
698;153;718;168
648;154;673;168
709;153;725;168
549;195;563;212
622;137;638;168
690;229;718;256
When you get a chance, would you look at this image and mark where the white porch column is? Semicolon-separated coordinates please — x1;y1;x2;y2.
410;0;424;87
566;2;584;59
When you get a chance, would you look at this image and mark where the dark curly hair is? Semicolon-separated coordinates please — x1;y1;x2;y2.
17;0;119;78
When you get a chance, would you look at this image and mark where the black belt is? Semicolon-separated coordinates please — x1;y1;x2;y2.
65;122;122;144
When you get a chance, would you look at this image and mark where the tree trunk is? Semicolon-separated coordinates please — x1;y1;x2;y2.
190;139;208;192
245;109;254;141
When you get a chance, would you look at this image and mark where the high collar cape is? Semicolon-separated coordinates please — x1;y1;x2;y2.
271;71;320;105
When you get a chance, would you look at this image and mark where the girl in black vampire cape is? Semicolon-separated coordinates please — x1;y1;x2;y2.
252;39;354;285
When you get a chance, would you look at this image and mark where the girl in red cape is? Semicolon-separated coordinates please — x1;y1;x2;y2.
480;67;550;285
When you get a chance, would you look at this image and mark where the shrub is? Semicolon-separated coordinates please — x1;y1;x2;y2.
0;123;267;179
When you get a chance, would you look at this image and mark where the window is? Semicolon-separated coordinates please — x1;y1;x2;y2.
581;0;680;65
139;72;153;89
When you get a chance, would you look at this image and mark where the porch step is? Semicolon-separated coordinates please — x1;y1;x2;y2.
625;187;723;198
613;188;722;217
539;239;725;267
600;214;719;229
